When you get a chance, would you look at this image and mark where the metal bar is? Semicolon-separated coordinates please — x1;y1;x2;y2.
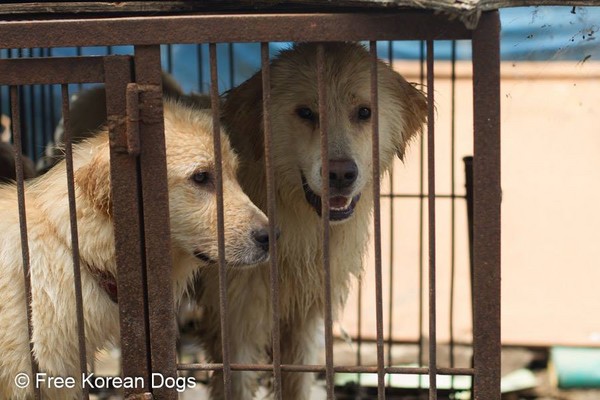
209;42;233;400
10;85;41;400
196;44;203;92
261;41;283;400
471;11;501;400
386;40;395;379
133;45;178;400
61;83;90;400
317;43;335;400
16;49;29;163
381;193;466;199
177;363;475;376
464;156;475;335
229;43;235;89
356;273;362;386
165;44;173;74
76;46;83;92
370;40;386;400
417;40;425;397
0;12;471;48
449;40;457;383
426;40;437;400
28;53;37;159
104;55;152;396
0;56;105;85
40;65;50;150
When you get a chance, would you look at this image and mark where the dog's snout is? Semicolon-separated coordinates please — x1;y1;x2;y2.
327;159;358;189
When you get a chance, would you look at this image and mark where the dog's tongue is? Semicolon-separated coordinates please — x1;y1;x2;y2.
330;196;349;209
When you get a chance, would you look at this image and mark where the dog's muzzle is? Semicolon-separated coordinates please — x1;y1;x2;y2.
301;174;360;221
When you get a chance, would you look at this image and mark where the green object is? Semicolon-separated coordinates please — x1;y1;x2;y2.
551;346;600;389
335;365;472;390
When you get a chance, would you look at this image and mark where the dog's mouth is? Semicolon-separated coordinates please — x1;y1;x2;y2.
194;251;269;267
301;174;360;222
194;251;215;264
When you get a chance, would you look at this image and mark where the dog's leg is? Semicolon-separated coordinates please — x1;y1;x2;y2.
202;271;270;400
280;310;321;400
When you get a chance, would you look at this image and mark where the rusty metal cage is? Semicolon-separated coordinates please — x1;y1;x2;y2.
0;6;500;400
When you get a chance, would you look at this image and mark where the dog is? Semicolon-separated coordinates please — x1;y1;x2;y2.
0;142;36;183
192;42;427;399
0;114;36;183
0;98;270;399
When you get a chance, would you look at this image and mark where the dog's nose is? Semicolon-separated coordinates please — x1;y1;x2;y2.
252;228;280;252
328;159;358;189
253;229;269;251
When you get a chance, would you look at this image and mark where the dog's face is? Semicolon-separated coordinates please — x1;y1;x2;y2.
76;100;270;267
163;102;270;266
241;43;427;223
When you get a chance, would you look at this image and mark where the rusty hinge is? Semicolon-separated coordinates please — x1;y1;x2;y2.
110;82;162;156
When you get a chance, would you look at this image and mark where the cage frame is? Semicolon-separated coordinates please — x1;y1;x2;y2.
0;9;500;400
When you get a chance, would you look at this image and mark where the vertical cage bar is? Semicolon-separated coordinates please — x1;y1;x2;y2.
134;45;178;399
104;55;152;396
356;275;362;385
471;11;501;400
386;40;395;377
209;42;233;400
61;84;90;400
426;40;437;400
317;43;335;400
40;64;50;148
370;41;386;400
449;40;457;380
28;54;37;160
464;156;474;331
166;44;173;74
228;43;235;89
197;44;203;92
76;46;83;92
17;50;29;160
10;85;41;400
261;42;283;400
417;40;426;397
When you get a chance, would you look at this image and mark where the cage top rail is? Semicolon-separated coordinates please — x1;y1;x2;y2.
0;12;471;49
0;1;597;29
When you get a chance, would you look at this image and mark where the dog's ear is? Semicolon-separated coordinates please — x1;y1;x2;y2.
74;138;112;217
222;72;265;161
384;67;427;161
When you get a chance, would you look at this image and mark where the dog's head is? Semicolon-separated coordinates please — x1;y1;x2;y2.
75;99;271;267
224;42;426;223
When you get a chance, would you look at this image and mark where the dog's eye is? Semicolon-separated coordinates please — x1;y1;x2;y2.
358;107;371;120
192;172;209;185
296;107;315;121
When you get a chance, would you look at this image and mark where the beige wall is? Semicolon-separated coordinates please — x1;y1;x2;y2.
339;60;600;348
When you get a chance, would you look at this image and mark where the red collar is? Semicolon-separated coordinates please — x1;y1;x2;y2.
87;265;118;304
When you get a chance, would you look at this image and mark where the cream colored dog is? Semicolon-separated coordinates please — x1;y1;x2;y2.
193;42;427;399
0;99;270;399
